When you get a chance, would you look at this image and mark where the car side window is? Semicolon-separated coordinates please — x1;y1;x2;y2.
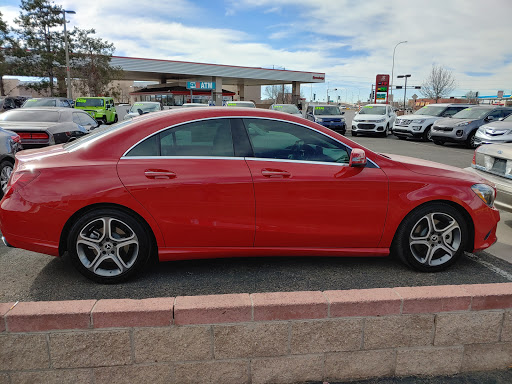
72;113;83;125
243;118;349;164
488;110;502;119
126;119;234;157
443;107;464;117
78;112;98;127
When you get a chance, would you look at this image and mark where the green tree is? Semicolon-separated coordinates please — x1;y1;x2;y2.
70;28;123;97
14;0;67;96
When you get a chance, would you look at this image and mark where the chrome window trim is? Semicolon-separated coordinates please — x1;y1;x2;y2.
120;156;243;161
245;157;349;167
121;115;380;168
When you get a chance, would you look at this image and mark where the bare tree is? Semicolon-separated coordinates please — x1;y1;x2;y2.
465;91;479;104
263;84;291;103
420;64;456;103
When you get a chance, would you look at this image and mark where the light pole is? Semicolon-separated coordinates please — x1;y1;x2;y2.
327;88;338;104
397;74;411;112
390;41;407;103
62;9;76;100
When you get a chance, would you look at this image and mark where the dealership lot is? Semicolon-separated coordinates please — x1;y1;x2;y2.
1;123;511;302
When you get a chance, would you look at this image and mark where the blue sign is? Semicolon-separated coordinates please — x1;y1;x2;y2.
186;82;216;90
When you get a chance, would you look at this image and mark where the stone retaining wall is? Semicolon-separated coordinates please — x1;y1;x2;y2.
1;283;512;384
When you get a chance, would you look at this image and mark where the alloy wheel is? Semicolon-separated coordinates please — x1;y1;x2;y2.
0;163;13;193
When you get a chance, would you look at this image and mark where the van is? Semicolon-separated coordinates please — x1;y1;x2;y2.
74;97;118;125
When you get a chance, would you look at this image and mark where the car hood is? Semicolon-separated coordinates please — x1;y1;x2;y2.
435;117;478;127
355;114;386;120
480;120;512;130
400;114;438;121
382;153;487;183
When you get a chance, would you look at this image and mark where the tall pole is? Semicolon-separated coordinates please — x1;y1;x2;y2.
398;74;411;112
62;9;75;100
390;41;407;102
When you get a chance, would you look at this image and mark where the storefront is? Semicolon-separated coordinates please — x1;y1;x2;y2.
130;85;236;106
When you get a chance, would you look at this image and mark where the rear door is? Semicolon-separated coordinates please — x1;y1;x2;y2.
117;118;255;247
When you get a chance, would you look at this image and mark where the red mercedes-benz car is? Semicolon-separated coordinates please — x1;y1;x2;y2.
0;108;500;283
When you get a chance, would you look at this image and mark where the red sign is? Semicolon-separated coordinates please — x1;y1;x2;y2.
375;74;390;104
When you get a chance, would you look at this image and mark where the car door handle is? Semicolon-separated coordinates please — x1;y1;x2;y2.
144;170;177;179
261;168;291;178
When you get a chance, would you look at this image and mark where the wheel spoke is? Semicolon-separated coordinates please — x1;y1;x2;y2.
107;218;135;243
410;239;430;248
441;221;459;237
79;218;106;243
109;253;129;273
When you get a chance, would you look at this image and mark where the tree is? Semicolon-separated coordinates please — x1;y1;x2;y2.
70;28;123;97
14;0;67;96
465;91;479;104
263;84;292;103
420;64;456;103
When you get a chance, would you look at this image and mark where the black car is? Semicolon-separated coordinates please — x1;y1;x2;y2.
0;108;98;149
0;97;17;114
0;127;23;197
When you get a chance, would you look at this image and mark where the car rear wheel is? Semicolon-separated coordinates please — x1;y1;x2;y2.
114;114;118;123
393;203;468;272
67;208;151;283
423;125;432;141
0;160;13;197
466;131;477;149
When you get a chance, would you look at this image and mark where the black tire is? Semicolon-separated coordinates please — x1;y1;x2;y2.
114;114;118;123
433;140;444;145
466;130;477;149
67;208;152;283
101;117;108;126
351;131;358;137
422;125;432;142
0;160;14;197
392;203;468;272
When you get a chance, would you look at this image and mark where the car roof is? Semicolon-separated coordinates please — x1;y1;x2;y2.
422;103;474;107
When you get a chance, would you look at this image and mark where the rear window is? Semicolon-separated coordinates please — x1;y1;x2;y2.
0;110;60;122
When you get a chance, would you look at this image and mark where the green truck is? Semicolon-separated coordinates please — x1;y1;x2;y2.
74;97;118;125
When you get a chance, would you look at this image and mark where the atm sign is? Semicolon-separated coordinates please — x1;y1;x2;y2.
186;82;216;90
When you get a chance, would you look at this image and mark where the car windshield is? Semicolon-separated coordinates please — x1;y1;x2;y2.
358;106;386;115
414;106;446;116
272;104;300;114
75;98;104;107
452;108;490;119
226;102;255;107
129;103;160;113
23;98;57;107
314;106;341;115
0;110;60;122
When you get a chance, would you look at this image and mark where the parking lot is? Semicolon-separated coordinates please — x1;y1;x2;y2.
1;122;511;302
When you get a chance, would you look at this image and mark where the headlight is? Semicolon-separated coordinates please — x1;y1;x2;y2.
315;118;323;122
413;119;425;124
375;118;386;123
471;184;496;207
456;121;471;126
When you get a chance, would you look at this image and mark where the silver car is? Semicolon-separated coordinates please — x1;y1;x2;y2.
466;143;512;212
431;106;512;149
474;112;512;145
123;102;163;120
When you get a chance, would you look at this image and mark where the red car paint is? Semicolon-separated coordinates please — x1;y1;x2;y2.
0;108;500;263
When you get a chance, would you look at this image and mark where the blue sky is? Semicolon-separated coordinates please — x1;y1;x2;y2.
2;0;512;103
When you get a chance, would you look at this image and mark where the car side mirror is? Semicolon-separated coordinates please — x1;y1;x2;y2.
349;148;367;167
486;116;495;121
341;111;345;115
137;108;144;115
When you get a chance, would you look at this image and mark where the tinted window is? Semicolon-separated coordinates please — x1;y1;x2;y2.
76;98;104;107
243;118;349;163
487;110;502;119
443;107;466;117
126;119;234;157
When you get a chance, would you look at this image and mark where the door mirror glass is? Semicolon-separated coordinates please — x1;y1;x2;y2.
349;148;367;167
486;116;495;121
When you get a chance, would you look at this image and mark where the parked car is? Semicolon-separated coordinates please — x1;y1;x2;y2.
74;97;118;125
0;97;18;114
466;143;512;212
0;108;499;283
269;104;303;117
474;112;512;146
180;103;209;108
0;108;95;149
123;102;163;120
431;106;512;148
351;104;395;137
304;104;346;134
224;101;256;108
22;97;73;108
393;103;473;141
0;127;22;197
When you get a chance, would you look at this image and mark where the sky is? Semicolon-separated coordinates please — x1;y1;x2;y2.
1;0;512;103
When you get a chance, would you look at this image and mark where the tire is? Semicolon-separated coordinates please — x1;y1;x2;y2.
100;117;108;126
466;130;477;149
433;140;444;145
114;114;118;123
67;208;152;283
351;131;358;137
422;125;432;142
0;160;13;197
380;125;389;137
392;203;468;272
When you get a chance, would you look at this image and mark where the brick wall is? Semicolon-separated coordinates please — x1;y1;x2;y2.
1;283;512;384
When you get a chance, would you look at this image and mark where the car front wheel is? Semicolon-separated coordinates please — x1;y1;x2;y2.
67;208;151;283
0;160;13;197
393;203;468;272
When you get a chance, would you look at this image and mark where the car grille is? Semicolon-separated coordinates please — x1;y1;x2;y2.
395;119;412;126
358;123;376;129
433;126;453;132
323;118;342;123
485;129;505;136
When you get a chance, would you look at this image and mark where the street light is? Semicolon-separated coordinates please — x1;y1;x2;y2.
326;88;339;104
397;74;411;112
390;41;407;103
62;9;76;100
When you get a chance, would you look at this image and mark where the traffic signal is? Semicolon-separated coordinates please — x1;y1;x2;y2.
313;93;316;100
395;86;403;89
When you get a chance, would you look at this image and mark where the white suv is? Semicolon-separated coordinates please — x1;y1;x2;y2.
351;104;395;137
393;103;473;141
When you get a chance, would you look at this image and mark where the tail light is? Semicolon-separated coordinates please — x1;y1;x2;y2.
16;132;49;140
11;135;21;143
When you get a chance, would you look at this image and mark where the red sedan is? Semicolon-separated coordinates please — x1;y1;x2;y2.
0;108;500;283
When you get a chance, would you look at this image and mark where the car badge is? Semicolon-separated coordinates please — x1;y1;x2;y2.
497;150;503;155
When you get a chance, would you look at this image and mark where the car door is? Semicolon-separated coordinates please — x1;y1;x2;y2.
242;118;389;248
117;118;255;248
